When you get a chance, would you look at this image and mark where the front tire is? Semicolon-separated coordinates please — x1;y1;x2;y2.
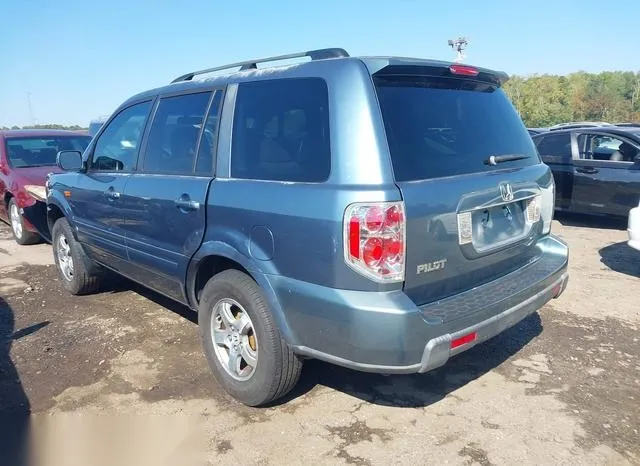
51;217;101;295
198;269;302;406
8;198;39;245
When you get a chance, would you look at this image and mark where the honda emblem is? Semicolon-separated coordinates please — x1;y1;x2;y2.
499;183;514;202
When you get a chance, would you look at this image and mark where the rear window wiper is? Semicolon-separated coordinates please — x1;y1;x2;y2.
484;154;530;166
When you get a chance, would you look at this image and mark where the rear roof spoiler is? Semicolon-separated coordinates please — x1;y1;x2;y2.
370;61;509;87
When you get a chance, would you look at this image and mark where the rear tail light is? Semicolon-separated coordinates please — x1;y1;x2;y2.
449;64;479;77
540;180;555;234
525;196;542;224
344;201;406;282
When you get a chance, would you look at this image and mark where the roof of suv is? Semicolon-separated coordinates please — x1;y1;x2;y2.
122;48;509;107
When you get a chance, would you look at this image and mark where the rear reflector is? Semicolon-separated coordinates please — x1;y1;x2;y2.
551;277;567;298
449;64;479;77
451;331;477;349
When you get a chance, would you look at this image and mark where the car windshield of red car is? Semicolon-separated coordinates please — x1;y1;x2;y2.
5;136;91;168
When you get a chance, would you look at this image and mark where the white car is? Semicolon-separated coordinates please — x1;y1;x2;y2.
629;202;640;251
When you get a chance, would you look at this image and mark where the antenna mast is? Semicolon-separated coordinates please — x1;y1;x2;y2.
448;37;469;63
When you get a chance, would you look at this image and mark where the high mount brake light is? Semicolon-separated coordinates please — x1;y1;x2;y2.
344;202;406;283
449;64;479;77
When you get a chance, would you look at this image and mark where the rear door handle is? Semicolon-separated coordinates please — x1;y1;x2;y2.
175;194;200;212
577;167;598;174
104;187;121;200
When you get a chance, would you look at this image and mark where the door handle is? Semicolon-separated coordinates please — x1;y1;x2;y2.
576;167;598;174
175;194;200;212
104;187;121;200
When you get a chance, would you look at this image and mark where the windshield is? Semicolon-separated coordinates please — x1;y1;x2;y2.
5;135;91;168
374;76;540;182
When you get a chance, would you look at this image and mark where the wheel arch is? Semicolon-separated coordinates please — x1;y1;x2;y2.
3;191;13;207
186;241;298;346
46;192;76;239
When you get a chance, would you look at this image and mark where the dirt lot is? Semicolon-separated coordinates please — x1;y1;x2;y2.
1;215;639;465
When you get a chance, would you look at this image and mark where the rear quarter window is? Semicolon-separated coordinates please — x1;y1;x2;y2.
535;133;572;158
374;76;540;182
230;77;331;182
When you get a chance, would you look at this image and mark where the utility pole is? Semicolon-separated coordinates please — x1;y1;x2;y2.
448;37;469;63
27;92;37;126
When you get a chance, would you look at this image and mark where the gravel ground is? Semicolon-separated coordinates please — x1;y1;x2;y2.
0;214;638;466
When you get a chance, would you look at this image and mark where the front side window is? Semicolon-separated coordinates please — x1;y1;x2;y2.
5;136;91;168
91;101;152;172
230;78;331;182
578;133;638;162
143;91;212;174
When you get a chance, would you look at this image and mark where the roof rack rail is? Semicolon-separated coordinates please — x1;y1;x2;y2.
171;47;349;83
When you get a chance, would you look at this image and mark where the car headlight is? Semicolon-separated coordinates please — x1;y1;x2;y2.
24;185;47;202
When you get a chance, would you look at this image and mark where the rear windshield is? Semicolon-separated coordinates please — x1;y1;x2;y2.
5;135;91;168
374;76;539;182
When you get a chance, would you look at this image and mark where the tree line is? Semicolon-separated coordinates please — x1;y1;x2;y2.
0;124;86;131
504;70;640;128
3;71;639;131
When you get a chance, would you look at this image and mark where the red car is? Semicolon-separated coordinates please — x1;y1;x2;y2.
0;129;92;244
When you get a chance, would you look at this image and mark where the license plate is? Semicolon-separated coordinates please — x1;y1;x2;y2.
470;201;526;251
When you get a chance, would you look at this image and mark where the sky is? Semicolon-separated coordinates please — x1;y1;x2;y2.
1;0;638;127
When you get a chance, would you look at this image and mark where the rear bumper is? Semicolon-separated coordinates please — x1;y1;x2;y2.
270;234;568;374
416;269;567;373
628;206;640;251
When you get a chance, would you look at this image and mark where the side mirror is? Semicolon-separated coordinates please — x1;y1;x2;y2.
57;150;83;171
0;160;8;175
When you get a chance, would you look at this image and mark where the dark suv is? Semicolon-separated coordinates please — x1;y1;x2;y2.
42;48;569;406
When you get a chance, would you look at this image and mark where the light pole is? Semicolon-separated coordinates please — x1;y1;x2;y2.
448;37;469;63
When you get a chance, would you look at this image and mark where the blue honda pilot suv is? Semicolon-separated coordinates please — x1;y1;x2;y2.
42;48;568;406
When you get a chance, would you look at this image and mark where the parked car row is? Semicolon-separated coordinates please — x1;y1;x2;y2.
0;48;595;408
531;125;640;218
629;200;640;251
525;122;640;249
0;129;92;244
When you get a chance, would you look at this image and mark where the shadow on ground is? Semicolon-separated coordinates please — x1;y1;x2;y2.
98;274;197;324
275;312;543;408
1;297;48;465
554;212;626;230
599;241;640;278
85;270;543;409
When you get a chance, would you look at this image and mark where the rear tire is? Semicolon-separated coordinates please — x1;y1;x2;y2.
51;217;102;295
198;269;302;406
8;198;39;245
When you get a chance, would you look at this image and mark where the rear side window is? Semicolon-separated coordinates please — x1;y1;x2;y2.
143;91;212;174
374;76;539;182
195;91;223;175
231;78;330;182
536;133;572;158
